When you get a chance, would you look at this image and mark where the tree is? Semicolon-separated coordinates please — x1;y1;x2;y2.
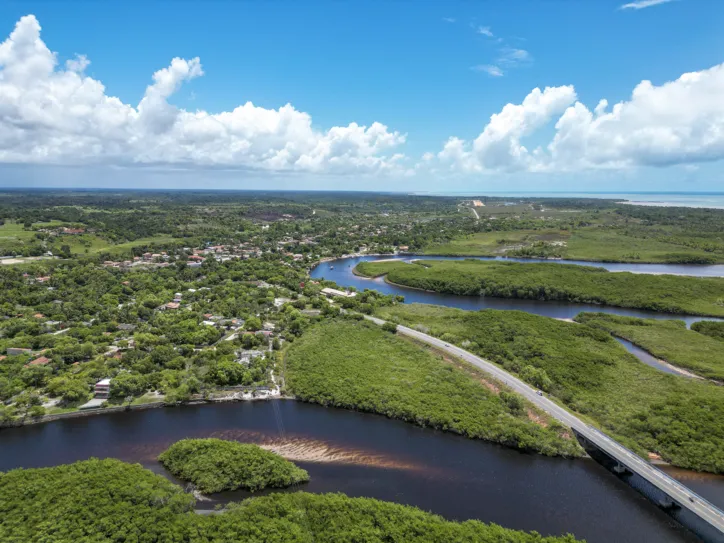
47;377;90;403
110;373;148;398
382;322;398;334
59;244;72;258
245;317;262;331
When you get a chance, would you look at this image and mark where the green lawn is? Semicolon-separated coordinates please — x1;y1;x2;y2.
375;303;724;473
284;318;582;457
0;221;37;242
574;313;724;381
355;259;724;316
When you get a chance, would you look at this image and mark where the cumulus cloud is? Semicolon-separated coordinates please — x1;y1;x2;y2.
428;61;724;174
0;15;406;175
433;86;576;173
476;26;494;37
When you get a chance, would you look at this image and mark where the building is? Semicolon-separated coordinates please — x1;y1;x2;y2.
321;287;356;298
27;356;51;366
164;302;180;310
94;379;111;398
7;347;33;356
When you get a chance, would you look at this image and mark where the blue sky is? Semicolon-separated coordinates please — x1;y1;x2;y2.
0;0;723;192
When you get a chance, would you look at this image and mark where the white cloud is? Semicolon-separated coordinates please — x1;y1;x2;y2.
0;15;406;175
471;64;504;77
620;0;677;10
497;47;531;66
428;61;724;174
433;86;577;173
442;17;456;23
477;26;494;37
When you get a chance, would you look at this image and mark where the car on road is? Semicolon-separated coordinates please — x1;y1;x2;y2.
444;343;450;347
536;390;543;396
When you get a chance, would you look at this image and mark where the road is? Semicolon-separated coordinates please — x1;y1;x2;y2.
471;207;480;220
366;316;724;536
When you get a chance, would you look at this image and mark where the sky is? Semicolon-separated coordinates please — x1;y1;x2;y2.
0;0;723;193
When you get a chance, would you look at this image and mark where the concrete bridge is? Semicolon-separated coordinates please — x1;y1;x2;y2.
367;317;724;542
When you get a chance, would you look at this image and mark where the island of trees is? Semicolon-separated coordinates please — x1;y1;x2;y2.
159;438;309;493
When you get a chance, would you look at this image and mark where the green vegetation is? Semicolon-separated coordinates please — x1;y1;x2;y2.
0;458;580;543
426;227;722;263
285;319;581;457
159;438;309;493
423;230;570;257
355;259;724;316
574;313;724;380
375;304;724;473
424;204;724;264
691;320;724;341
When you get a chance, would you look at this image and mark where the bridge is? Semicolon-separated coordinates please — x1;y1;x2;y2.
367;316;724;542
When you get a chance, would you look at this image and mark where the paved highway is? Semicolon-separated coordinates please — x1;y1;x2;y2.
366;316;724;536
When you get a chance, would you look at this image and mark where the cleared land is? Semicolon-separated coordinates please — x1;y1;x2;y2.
425;227;723;264
575;313;724;381
284;319;582;457
374;304;724;473
355;259;724;317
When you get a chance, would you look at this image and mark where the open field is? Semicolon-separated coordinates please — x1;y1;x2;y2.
355;259;724;316
284;318;582;457
574;313;724;381
374;303;724;473
423;230;570;256
425;227;723;263
0;221;38;243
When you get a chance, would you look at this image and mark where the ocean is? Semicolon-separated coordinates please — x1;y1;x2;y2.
419;192;724;210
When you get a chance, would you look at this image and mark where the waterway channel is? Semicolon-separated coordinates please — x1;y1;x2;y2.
310;255;724;326
2;400;723;543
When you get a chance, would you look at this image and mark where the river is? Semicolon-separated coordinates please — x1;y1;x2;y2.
4;255;723;542
310;255;724;326
3;400;723;543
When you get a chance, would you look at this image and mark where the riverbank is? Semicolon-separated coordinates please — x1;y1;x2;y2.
575;313;724;382
0;393;298;430
355;259;724;317
374;304;724;474
0;400;709;543
284;318;583;458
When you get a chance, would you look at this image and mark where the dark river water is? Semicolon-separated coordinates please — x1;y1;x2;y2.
3;400;724;543
310;255;723;326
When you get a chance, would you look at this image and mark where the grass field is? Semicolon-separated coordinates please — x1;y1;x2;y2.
423;230;570;256
355;259;724;316
52;234;179;255
425;227;723;263
574;313;724;381
0;221;37;242
374;304;724;473
284;319;582;457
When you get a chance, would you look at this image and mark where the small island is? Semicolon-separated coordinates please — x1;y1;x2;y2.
158;438;309;493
